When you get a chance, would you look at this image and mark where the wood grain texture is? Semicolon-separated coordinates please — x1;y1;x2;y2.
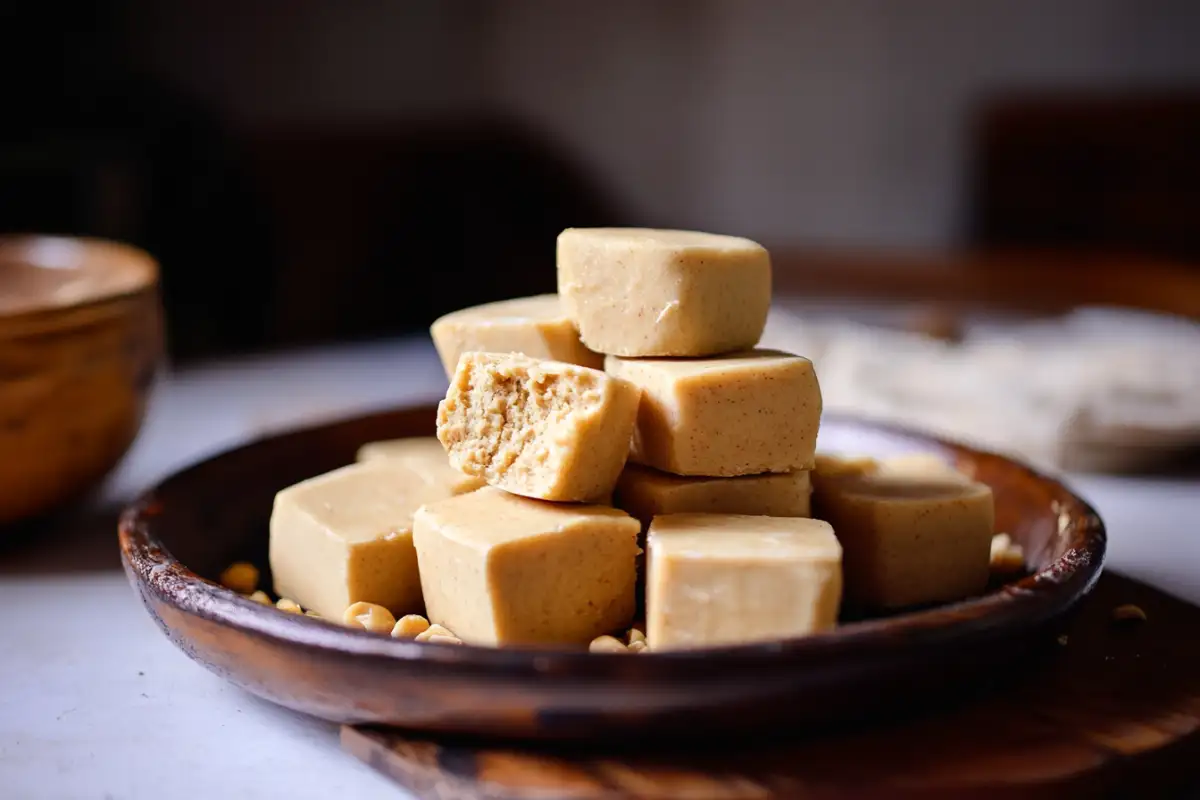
346;571;1200;799
770;248;1200;320
120;406;1104;743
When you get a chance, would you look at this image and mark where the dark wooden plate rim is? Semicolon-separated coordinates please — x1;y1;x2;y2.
119;409;1106;680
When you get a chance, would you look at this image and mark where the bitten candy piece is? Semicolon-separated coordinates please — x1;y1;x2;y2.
430;294;603;379
646;514;842;650
437;352;640;502
413;487;641;646
557;228;772;357
614;464;811;529
269;461;456;619
355;436;485;495
813;470;994;609
606;349;821;477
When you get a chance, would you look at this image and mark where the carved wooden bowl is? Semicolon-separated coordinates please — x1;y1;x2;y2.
119;407;1105;743
0;236;161;525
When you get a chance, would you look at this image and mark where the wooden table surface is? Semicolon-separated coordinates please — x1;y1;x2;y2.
772;248;1200;319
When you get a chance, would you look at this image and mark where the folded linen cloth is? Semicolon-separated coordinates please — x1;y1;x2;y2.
759;306;1200;473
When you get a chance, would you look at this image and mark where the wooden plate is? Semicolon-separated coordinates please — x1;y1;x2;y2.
119;406;1105;743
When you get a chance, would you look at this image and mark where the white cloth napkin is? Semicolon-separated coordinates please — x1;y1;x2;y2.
760;306;1200;473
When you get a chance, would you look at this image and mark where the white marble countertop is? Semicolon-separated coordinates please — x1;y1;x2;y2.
1;333;1197;799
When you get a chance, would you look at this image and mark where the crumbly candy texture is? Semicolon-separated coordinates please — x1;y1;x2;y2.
606;349;821;477
413;487;641;646
557;228;772;357
437;352;641;502
646;514;842;650
430;294;603;379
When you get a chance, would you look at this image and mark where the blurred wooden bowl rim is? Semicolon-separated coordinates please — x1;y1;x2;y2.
0;235;163;527
0;235;159;322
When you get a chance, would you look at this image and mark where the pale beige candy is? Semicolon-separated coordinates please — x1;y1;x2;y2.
437;352;640;502
269;461;456;619
430;294;603;379
877;452;963;476
614;466;812;610
814;471;994;609
355;436;485;495
606;349;821;477
614;463;811;530
813;453;879;480
413;487;641;646
356;436;445;464
876;453;981;485
812;452;971;496
646;514;842;650
557;228;771;357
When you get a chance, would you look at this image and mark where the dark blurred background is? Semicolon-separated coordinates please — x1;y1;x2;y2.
3;0;1199;363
